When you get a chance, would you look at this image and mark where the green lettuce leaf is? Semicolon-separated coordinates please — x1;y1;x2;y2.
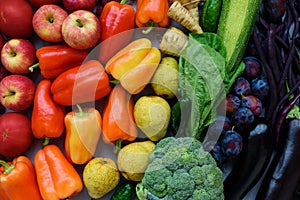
176;33;227;139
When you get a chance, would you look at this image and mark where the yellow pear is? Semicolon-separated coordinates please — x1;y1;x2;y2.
117;140;156;181
134;96;171;141
83;157;120;199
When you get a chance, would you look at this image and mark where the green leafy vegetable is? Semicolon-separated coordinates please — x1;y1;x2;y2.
176;33;227;139
174;32;245;139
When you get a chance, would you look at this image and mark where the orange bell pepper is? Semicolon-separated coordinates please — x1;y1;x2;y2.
105;38;161;94
0;156;42;200
34;144;83;200
51;59;111;106
102;84;138;150
31;79;66;143
64;104;101;165
135;0;170;33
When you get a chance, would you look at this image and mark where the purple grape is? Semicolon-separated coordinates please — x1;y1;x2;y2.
225;94;240;115
232;77;251;97
242;56;262;79
240;95;262;116
221;130;243;157
231;107;255;129
251;76;270;100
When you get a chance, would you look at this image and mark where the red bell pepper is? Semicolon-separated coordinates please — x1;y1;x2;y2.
98;0;135;64
51;60;111;106
29;44;89;79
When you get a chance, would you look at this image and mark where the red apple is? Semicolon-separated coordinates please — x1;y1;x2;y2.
28;0;62;8
63;0;97;13
0;112;33;157
32;4;68;43
0;0;34;38
62;10;101;49
1;39;36;74
0;75;36;111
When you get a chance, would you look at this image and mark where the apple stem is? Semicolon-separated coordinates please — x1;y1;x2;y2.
120;0;127;4
2;92;15;98
28;63;40;72
76;19;85;28
0;160;15;175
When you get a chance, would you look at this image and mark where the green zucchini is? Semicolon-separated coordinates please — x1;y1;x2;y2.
217;0;262;77
201;0;222;32
111;182;135;200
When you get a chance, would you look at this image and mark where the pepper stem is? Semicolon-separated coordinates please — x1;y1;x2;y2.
120;0;127;4
28;63;40;72
75;104;88;117
43;137;50;146
0;160;15;175
114;139;123;153
142;21;157;34
109;79;120;85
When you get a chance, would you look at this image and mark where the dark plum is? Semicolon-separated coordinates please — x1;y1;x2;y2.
204;140;226;167
206;115;232;141
231;107;255;129
240;95;263;116
251;76;270;100
232;77;251;97
242;56;262;79
223;116;232;131
221;130;243;157
225;94;240;114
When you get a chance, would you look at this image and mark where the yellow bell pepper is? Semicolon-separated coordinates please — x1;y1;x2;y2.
105;38;161;94
64;105;102;165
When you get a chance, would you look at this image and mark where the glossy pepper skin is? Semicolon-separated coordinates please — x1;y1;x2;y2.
31;79;65;141
102;84;137;145
51;59;111;106
29;44;89;79
98;0;135;64
64;105;102;165
135;0;170;30
105;38;161;94
0;156;42;200
34;144;83;200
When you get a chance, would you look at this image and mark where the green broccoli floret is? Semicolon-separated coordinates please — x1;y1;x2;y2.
136;137;224;200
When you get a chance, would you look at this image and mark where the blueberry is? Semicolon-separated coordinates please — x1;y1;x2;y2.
242;56;262;79
240;95;262;116
221;130;243;157
232;77;251;97
231;107;255;129
225;94;240;114
251;76;270;100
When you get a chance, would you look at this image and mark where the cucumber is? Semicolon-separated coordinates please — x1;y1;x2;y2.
111;182;135;200
201;0;222;32
217;0;262;77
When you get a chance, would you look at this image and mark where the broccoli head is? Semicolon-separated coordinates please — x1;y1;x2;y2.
136;137;224;200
